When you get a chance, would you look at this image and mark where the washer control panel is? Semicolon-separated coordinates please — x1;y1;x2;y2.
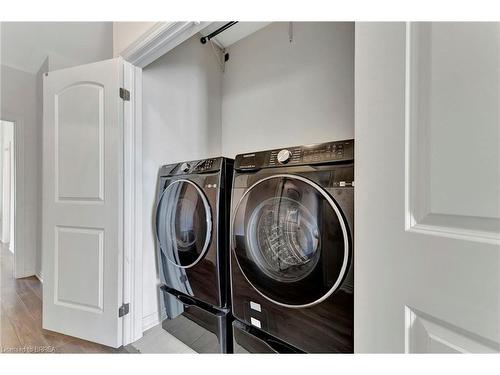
235;140;354;170
276;149;293;164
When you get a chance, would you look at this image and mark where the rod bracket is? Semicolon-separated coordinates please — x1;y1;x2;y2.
200;22;238;45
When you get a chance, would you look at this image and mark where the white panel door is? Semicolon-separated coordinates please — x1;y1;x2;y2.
42;58;124;347
355;22;500;353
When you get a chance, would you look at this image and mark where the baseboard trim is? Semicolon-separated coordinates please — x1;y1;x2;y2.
14;271;36;279
142;308;166;332
35;273;43;283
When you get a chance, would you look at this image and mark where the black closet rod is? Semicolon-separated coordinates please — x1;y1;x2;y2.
200;22;238;44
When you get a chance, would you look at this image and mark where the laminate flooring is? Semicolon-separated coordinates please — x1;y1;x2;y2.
0;243;127;353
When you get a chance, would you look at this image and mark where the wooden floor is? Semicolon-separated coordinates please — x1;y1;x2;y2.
0;244;126;353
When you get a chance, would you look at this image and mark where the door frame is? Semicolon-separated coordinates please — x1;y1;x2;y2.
122;60;143;345
120;22;216;339
119;22;212;68
1;114;26;279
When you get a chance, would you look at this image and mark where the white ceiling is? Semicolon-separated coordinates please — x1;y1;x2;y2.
200;22;271;48
0;22;113;74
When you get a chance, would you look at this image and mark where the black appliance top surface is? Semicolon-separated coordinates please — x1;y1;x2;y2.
234;140;354;171
160;157;232;177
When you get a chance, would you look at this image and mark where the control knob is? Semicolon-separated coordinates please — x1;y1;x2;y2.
180;162;190;172
277;149;292;164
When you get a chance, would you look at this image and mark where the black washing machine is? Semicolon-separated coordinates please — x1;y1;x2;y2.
155;157;233;353
230;140;354;353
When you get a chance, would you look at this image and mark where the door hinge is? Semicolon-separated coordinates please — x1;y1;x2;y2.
119;88;130;101
119;303;130;317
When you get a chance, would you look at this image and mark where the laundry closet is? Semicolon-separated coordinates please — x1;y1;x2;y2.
37;21;500;354
141;22;355;351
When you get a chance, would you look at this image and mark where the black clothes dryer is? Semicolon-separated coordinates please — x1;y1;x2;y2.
155;157;233;353
230;141;354;353
156;157;233;309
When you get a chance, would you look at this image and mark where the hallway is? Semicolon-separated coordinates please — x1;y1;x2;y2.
0;244;126;353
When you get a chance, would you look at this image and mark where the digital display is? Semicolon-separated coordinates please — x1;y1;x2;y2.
240;154;256;168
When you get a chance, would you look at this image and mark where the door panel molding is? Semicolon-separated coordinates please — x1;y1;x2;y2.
55;82;105;203
54;225;104;313
404;22;500;245
405;306;500;353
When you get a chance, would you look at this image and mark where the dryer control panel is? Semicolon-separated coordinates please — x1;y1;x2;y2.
234;139;354;170
159;157;224;177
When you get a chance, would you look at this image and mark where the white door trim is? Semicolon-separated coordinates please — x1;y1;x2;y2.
119;21;213;68
121;60;143;345
1;113;27;279
119;21;216;337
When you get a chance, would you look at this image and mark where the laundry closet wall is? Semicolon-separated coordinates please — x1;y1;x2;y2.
141;22;354;332
142;35;223;330
1;64;37;276
221;22;354;158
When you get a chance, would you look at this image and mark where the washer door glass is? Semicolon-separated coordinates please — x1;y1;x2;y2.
156;179;212;268
232;174;349;307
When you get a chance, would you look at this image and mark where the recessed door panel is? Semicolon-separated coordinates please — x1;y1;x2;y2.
55;226;104;313
406;307;499;353
407;22;500;243
56;83;104;202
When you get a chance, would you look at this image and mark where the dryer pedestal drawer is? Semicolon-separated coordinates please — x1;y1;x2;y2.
160;285;232;353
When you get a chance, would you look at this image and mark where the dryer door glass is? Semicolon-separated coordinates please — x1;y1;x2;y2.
156;179;212;268
232;174;350;307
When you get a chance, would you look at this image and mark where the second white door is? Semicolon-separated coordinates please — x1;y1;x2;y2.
355;22;500;353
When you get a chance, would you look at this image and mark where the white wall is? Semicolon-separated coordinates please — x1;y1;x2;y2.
1;23;113;279
113;22;157;57
9;122;14;252
1;22;113;74
1;64;37;275
0;122;3;235
221;22;354;158
142;34;222;329
1;121;14;245
35;57;49;279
